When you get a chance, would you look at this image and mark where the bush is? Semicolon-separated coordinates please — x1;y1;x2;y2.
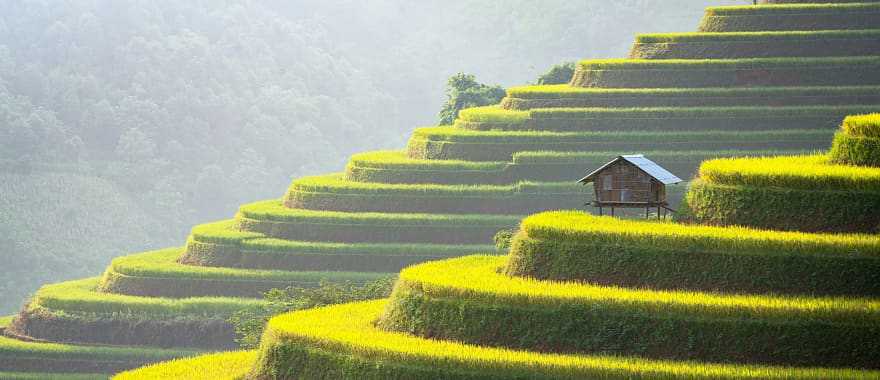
228;278;393;349
534;62;576;85
438;73;506;125
492;228;517;252
504;211;880;296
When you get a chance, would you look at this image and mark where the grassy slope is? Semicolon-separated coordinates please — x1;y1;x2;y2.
248;300;878;379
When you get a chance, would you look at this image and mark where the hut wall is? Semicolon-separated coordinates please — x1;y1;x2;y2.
593;161;655;203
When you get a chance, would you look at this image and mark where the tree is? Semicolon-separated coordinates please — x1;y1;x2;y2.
438;73;505;125
535;62;576;85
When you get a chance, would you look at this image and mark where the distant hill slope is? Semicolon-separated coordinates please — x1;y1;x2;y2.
0;169;160;313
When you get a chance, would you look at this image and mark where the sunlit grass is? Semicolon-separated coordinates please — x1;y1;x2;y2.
411;126;830;143
842;113;880;137
706;2;880;15
0;333;199;361
113;351;255;380
0;373;107;380
238;199;522;225
699;154;880;191
287;173;578;196
255;300;879;379
577;56;880;70
458;104;878;124
348;150;505;171
190;219;494;256
104;248;387;283
636;29;880;43
30;278;265;317
505;84;880;99
520;211;879;259
512;149;811;163
397;256;879;324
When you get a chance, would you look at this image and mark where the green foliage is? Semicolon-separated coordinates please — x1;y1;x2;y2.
228;279;393;349
636;29;880;43
534;62;576;85
504;211;880;296
493;229;517;252
251;300;878;380
438;73;506;125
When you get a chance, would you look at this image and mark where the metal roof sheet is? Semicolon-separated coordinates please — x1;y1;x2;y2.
578;154;683;185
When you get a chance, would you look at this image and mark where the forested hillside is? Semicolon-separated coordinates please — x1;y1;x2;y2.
0;0;736;313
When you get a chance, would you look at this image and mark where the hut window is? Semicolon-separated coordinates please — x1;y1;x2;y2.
620;189;630;202
640;173;650;183
603;175;613;190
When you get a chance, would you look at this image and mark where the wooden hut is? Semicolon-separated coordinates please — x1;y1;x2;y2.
578;155;682;218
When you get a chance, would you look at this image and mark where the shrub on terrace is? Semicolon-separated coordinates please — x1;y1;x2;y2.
535;61;576;85
228;278;394;348
438;73;506;125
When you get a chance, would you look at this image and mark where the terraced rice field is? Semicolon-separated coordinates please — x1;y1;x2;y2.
7;1;880;377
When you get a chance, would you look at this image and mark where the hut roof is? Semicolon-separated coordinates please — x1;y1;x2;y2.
578;155;683;185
